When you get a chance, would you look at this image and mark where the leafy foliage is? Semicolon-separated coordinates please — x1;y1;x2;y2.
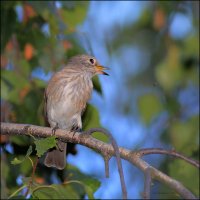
1;1;199;199
11;146;32;165
169;160;199;196
29;164;100;199
138;93;164;125
1;1;103;199
106;1;199;198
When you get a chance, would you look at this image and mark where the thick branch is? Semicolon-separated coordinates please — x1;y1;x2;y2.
0;122;198;199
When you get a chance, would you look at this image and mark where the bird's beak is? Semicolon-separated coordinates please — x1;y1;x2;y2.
95;65;109;76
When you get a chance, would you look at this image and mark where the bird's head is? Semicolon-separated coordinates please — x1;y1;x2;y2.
68;54;109;77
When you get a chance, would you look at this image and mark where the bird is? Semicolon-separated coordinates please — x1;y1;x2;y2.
44;54;109;170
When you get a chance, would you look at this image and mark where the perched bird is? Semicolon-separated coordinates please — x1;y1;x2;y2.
44;54;109;170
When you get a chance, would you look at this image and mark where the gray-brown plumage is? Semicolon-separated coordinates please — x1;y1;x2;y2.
44;54;108;170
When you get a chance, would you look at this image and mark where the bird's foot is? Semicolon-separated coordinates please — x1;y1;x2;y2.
52;123;59;136
71;126;82;137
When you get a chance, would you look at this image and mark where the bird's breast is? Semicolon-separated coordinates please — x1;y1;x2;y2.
65;74;93;111
46;74;93;127
47;75;93;113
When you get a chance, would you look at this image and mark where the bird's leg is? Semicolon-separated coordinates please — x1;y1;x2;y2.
71;125;82;137
52;123;59;136
52;123;64;151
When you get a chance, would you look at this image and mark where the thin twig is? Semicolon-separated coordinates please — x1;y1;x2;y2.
25;157;39;197
142;167;152;199
137;148;199;168
8;185;27;199
103;154;110;178
83;127;127;199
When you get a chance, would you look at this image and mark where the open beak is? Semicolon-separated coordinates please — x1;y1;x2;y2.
95;65;109;76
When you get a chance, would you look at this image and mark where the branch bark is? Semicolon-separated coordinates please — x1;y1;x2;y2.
142;167;152;199
1;122;199;199
136;148;199;168
82;128;127;199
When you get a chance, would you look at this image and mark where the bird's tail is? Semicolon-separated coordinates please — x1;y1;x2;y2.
44;141;66;170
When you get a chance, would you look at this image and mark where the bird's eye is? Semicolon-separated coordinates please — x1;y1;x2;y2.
89;58;95;64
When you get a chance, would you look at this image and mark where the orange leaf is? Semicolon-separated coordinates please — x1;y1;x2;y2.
19;85;30;102
153;8;166;30
35;177;45;184
62;40;72;50
24;43;34;60
23;4;36;23
0;135;9;143
5;40;14;51
1;55;8;68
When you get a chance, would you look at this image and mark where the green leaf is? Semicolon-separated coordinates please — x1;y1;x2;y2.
169;160;199;196
0;78;10;100
1;157;9;199
11;146;33;165
62;1;76;9
32;175;99;200
84;185;95;199
138;93;163;125
1;70;30;104
32;185;60;199
2;70;28;89
92;76;102;94
169;116;199;156
10;135;31;146
38;53;54;71
66;164;101;198
26;146;33;157
32;78;46;88
54;41;66;63
17;59;31;78
55;184;79;199
0;3;17;52
59;3;88;31
11;158;23;165
42;10;60;35
20;158;32;175
34;136;57;157
32;184;79;199
83;104;108;142
183;35;199;56
9;195;26;199
8;89;22;104
155;45;184;92
28;2;50;15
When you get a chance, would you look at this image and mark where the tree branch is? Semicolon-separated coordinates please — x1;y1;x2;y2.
136;148;199;168
142;167;152;199
83;127;127;199
1;122;199;199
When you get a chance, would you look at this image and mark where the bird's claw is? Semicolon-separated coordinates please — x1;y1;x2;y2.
71;126;82;138
52;124;59;136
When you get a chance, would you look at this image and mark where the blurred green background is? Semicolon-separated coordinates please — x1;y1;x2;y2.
1;1;199;199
